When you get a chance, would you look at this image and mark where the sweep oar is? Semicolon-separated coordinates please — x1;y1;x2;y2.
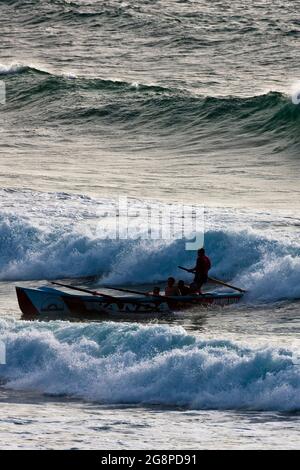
178;266;246;293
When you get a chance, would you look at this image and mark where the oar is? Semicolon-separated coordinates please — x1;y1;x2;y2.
50;281;151;306
178;266;246;293
207;276;246;293
103;285;152;296
51;281;118;300
103;285;179;302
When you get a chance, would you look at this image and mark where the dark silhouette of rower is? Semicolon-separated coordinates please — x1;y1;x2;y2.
177;280;190;296
165;277;180;296
150;286;161;296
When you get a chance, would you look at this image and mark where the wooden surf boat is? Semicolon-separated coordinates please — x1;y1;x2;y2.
16;285;243;318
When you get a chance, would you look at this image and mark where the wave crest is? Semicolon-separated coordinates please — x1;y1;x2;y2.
0;63;49;76
4;64;299;153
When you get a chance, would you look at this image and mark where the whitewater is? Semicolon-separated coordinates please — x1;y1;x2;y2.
1;318;300;410
0;0;299;450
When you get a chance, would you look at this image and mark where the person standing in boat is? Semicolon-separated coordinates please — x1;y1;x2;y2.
187;248;211;293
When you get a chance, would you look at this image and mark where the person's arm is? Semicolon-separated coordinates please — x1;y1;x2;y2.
187;265;196;272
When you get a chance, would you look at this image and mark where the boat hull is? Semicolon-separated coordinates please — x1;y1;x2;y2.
16;286;243;319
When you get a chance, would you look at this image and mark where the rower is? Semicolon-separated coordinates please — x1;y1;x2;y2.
149;286;161;296
177;280;190;296
187;248;211;293
165;277;180;296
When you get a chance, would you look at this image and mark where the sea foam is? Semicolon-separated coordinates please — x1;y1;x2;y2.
0;319;299;411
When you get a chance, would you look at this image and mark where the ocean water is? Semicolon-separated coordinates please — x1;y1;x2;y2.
0;0;300;449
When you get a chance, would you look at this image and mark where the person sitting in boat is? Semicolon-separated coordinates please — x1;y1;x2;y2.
177;280;190;296
149;286;161;296
187;248;211;293
165;277;180;296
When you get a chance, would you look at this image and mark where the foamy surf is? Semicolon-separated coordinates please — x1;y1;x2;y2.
0;319;299;411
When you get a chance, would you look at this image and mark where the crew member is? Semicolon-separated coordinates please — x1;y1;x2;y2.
165;277;180;296
177;280;190;296
188;248;211;293
150;286;161;296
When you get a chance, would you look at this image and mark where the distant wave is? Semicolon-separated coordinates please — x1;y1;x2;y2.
1;62;170;90
4;65;299;154
2;1;174;29
1;320;299;410
0;63;49;76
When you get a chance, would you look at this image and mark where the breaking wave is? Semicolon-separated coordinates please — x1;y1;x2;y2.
0;319;299;411
0;191;299;302
0;63;48;76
